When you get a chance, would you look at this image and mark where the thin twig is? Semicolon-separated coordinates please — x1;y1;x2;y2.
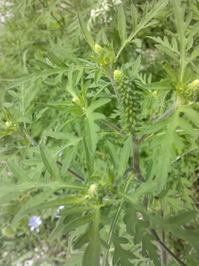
171;146;198;164
61;0;75;8
137;103;178;145
100;119;125;135
161;210;167;265
156;104;177;123
58;4;76;14
56;161;85;181
38;0;48;8
150;229;187;266
22;131;85;182
50;11;64;32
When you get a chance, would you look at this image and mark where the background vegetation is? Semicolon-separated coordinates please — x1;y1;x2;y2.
0;0;199;265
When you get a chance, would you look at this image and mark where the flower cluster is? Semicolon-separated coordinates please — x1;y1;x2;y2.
185;79;199;102
113;70;140;132
93;43;115;70
28;206;65;233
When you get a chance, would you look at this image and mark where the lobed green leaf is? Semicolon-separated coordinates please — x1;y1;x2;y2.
39;145;61;181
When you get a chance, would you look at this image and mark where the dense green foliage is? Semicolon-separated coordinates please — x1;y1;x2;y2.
0;0;199;265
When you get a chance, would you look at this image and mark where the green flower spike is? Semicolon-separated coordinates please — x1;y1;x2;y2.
113;70;140;132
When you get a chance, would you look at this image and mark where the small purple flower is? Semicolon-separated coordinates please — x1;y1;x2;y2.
28;216;42;232
55;205;65;218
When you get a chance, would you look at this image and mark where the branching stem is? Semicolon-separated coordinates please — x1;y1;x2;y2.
100;119;125;135
137;103;178;145
132;133;186;266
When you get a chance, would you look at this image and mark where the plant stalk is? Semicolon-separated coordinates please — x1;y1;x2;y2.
132;134;145;182
150;229;187;266
137;103;178;145
102;174;134;266
132;134;187;266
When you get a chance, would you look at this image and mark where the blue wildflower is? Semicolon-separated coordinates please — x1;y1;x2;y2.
28;215;42;232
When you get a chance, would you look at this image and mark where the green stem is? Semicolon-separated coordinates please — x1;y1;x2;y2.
100;119;125;135
131;132;187;265
150;229;187;266
137;103;178;145
102;173;134;266
132;134;145;182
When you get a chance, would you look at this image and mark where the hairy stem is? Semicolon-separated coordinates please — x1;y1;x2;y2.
155;104;177;123
102;174;134;266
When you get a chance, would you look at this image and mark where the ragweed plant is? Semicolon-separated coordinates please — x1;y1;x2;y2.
1;0;199;265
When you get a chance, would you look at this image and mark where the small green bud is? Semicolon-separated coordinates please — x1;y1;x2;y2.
113;70;123;82
87;183;98;198
5;121;12;127
72;97;79;103
188;79;199;89
94;44;103;54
